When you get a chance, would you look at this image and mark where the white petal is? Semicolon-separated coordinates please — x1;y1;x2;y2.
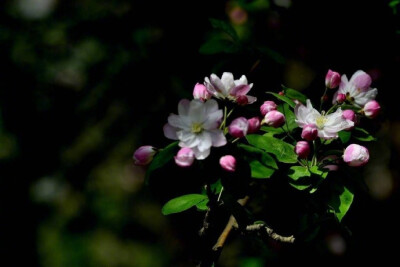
192;147;210;160
294;104;309;127
318;129;338;139
178;99;190;116
203;110;223;130
210;74;227;96
234;75;248;86
354;88;377;107
246;95;257;104
177;131;199;148
338;74;348;93
221;72;235;94
188;100;206;122
168;114;188;129
197;132;212;152
204;99;219;114
209;129;227;147
163;123;178;140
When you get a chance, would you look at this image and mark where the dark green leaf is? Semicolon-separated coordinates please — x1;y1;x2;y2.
338;130;351;143
328;185;354;221
249;159;275;178
162;194;208;215
238;143;278;169
353;127;376;142
209;18;239;41
246;135;298;163
266;92;296;108
260;126;284;136
257;46;285;64
288;166;311;180
340;104;361;112
284;87;307;104
278;103;298;132
210;179;223;194
145;141;178;183
199;37;238;55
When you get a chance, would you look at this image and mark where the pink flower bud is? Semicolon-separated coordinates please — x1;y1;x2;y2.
174;147;195;167
342;110;356;130
193;83;211;102
263;110;285;128
336;93;346;103
133;145;156;165
363;100;380;119
295;141;310;159
219;155;236;172
260;101;277;116
236;95;248;106
247;117;261;134
343;144;369;167
325;69;341;89
301;124;318;141
228;117;249;138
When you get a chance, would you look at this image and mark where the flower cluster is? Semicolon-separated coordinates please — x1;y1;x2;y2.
133;69;379;251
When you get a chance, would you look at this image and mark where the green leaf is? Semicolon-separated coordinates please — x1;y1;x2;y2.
328;185;354;221
196;199;209;211
284;87;307;104
257;46;285;64
338;130;351;143
209;18;239;41
340;104;361;112
249;159;275;178
309;166;329;179
238;143;278;169
199;37;238;55
266;92;296;108
246;135;298;163
289;183;312;191
162;194;208;215
145;142;178;183
260;126;284;135
353;127;376;142
288;166;311;180
278;103;298;132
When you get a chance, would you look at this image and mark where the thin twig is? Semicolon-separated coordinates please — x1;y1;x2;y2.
242;223;295;243
212;196;249;251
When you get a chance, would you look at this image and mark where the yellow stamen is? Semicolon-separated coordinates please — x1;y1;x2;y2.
191;123;203;134
315;116;328;129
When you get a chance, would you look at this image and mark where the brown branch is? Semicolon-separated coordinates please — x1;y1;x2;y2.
244;223;295;243
212;196;249;251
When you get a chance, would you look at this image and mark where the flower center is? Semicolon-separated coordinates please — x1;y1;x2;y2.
315;116;327;129
191;122;204;134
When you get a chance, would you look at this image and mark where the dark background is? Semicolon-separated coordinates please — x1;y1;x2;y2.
0;0;399;266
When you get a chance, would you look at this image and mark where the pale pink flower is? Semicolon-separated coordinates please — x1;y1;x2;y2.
295;100;354;139
342;110;356;130
163;99;227;160
204;72;256;104
333;70;377;107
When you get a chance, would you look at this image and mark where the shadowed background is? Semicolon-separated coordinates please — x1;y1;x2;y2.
0;0;399;266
